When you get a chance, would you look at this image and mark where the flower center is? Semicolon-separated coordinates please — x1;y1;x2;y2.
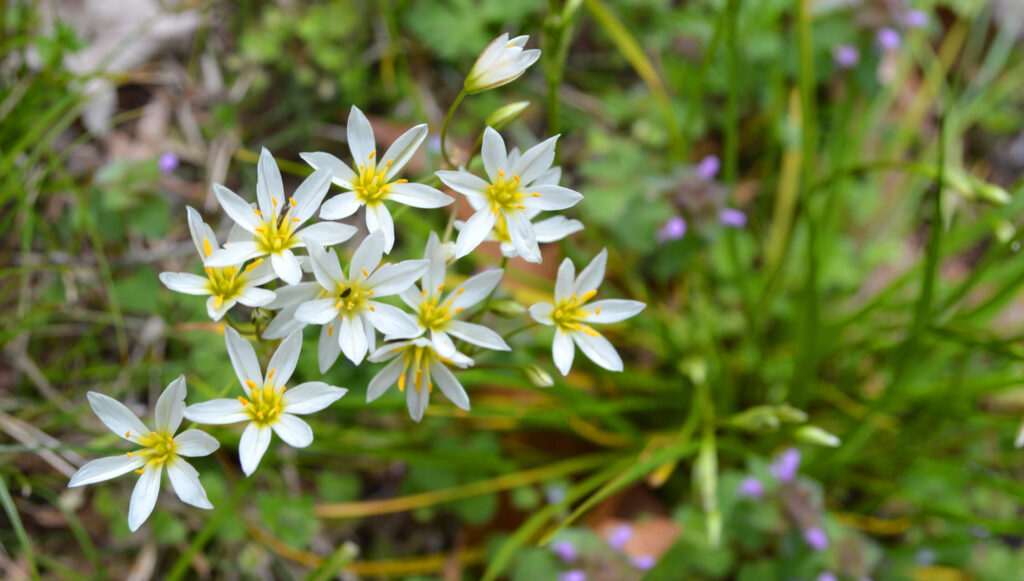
353;152;407;206
133;431;177;468
417;288;464;332
396;345;432;393
485;170;527;215
333;280;372;315
203;240;262;307
552;290;599;335
493;215;511;242
253;199;299;254
239;380;285;426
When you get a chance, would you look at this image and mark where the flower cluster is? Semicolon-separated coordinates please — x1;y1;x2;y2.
70;32;645;532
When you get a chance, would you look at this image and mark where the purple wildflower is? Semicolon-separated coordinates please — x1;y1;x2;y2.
633;555;656;570
551;540;577;563
817;573;838;581
719;208;747;228
607;524;633;550
833;44;860;69
158;152;179;173
877;27;901;51
696;155;721;181
904;9;928;29
656;216;687;242
770;448;801;483
559;570;586;581
803;527;829;551
737;476;765;499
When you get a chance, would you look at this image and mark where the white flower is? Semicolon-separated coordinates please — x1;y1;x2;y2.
304;106;453;253
367;338;473;422
437;127;582;263
184;328;347;476
68;376;219;532
206;148;358;285
453;162;583;259
464;33;541;94
159;207;277;321
528;249;646;375
293;231;428;368
398;232;509;357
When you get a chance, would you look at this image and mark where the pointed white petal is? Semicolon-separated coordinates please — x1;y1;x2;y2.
266;281;321;310
451;269;503;311
128;464;163;531
306;243;344;291
366;259;428;296
206;296;234;321
406;384;430;422
239;423;272;476
350;231;386;282
379;123;427;179
585;299;646;324
154;375;186;434
271;250;303;286
481;127;508;182
366;301;419;338
431;329;456;358
573;248;607;296
366;204;395;253
184;399;248;425
290;168;332;223
572;330;623;372
455;209;497;258
173;429;220;457
317;323;342;373
86;392;150;442
300;151;356;189
213;184;261;233
555;258;575;301
237;286;276;307
534;216;584;243
429;357;470;410
505;210;541;263
512;135;558;186
186;206;218;259
225;327;263;392
552;330;575;376
271;414;314;448
446;321;509;351
532;166;562;187
296;298;340;325
264;303;307;339
266;330;303;387
529;302;555;325
283;381;347;414
367;357;406;402
167;460;213;509
205;242;263;268
68;455;144;487
386;183;453;208
523;184;582;211
422;232;446;291
320;192;362;219
435;170;489;201
339;312;368;365
255;148;283;216
368;340;414;363
159;272;210;295
298;221;358;248
347;105;376;168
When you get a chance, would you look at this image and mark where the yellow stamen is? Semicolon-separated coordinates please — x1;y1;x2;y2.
497;169;506;178
328;325;334;336
420;289;427;296
582;325;600;337
288;197;296;207
580;290;598;302
268;369;275;379
135;469;145;474
368;151;376;160
203;238;213;256
245;258;264;273
437;284;445;292
456;288;465;295
596;307;602;314
254;209;262;216
361;268;369;277
532;192;542;197
214;296;224;308
272;198;278;207
369;305;375;311
398;373;406;391
125;430;131;438
126;451;133;457
238;396;248;404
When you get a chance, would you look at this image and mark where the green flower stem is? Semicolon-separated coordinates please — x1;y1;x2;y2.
440;89;467;169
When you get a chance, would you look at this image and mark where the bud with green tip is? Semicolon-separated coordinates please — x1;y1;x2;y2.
490;299;526;318
464;34;541;94
485;101;530;131
728;406;781;432
523;365;554;388
796;425;841;447
774;404;808;423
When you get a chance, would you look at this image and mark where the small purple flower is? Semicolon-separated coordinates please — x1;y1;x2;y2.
633;555;656;570
545;483;568;505
695;155;721;181
656;216;687;242
877;27;901;51
559;570;586;581
607;524;633;550
770;447;801;483
551;540;577;563
737;476;765;499
904;9;928;29
817;573;838;581
803;527;829;551
719;208;747;228
158;152;179;173
833;44;860;69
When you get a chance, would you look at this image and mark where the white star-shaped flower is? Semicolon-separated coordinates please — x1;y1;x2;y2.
398;232;509;357
68;376;219;531
437;127;582;263
183;328;347;476
205;148;358;285
464;33;541;94
303;105;454;253
293;231;428;368
528;249;646;375
159;207;277;321
367;338;473;422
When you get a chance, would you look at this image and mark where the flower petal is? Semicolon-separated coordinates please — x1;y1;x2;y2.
523;184;582;211
529;302;555;325
290;168;332;223
237;286;276;308
451;269;503;311
513;135;558;186
68;455;144;487
406;383;430;422
154;375;186;434
186;206;218;259
184;399;249;425
320;191;362;219
386;182;453;209
350;231;385;282
366;259;428;296
173;429;220;457
379;123;427;180
455;208;497;259
431;329;456;359
271;249;303;286
225;327;263;393
213;184;261;233
436;170;489;201
301;151;356;189
573;248;607;296
239;423;272;476
206;296;235;321
368;340;413;363
306;242;345;290
255;148;285;217
572;329;623;372
555;258;575;302
366;204;396;254
347;105;376;168
128;464;163;531
481;127;508;182
446;321;509;351
167;460;213;509
159;272;210;295
86;392;150;442
585;299;646;324
272;414;314;448
367;356;405;402
296;298;340;325
553;329;575;375
298;221;358;248
266;330;303;387
429;356;470;411
339;312;369;365
534;216;583;243
205;241;263;268
422;232;446;292
505;210;541;263
317;323;342;374
283;381;347;414
366;301;419;338
264;303;308;339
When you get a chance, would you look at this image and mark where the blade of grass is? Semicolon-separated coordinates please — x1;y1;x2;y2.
0;473;39;581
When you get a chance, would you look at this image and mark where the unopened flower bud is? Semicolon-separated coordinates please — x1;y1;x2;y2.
485;101;530;131
728;406;780;432
796;425;841;447
490;299;526;318
774;404;808;423
973;180;1011;205
464;34;541;94
523;365;554;388
1015;418;1024;449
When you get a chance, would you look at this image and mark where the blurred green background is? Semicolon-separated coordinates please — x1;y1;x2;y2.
3;0;1024;579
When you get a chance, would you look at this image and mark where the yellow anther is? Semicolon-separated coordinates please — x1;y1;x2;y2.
257;410;264;419
368;151;376;160
580;290;598;302
245;258;264;273
125;430;131;438
149;431;155;436
336;300;343;310
347;301;355;309
254;209;262;216
571;294;578;301
255;226;266;233
246;380;257;389
437;284;445;292
386;159;394;168
272;198;278;207
493;209;499;216
214;296;224;308
420;288;427;296
369;305;376;311
497;169;506;178
582;325;600;337
328;325;334;336
532;193;542;197
555;309;564;318
204;267;213;277
135;469;145;474
238;396;248;404
395;178;407;184
398;373;406;391
454;308;464;313
516;204;526;210
203;238;213;256
361;268;369;277
456;287;465;295
268;369;275;379
428;381;433;393
288;197;296;207
367;289;374;296
126;451;133;457
292;217;300;222
596;307;602;314
280;386;286;392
